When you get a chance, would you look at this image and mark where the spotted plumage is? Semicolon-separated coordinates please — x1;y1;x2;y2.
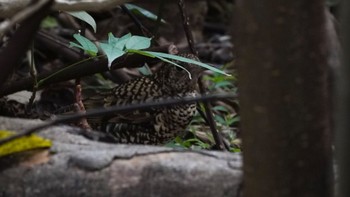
0;53;204;145
87;53;203;144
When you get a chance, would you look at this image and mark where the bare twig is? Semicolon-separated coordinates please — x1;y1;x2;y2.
0;0;53;90
178;0;197;55
72;21;91;130
120;4;154;38
0;0;51;39
177;0;226;150
0;0;132;17
0;44;171;97
153;1;165;38
198;80;226;150
0;93;236;146
75;82;91;129
27;45;38;111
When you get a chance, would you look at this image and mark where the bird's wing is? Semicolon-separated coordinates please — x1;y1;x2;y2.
98;77;162;124
84;86;159;127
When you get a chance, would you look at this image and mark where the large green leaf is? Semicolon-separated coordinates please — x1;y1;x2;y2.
115;33;132;50
69;34;98;56
66;11;97;33
107;32;119;46
100;42;125;69
128;49;192;79
142;51;231;76
125;36;151;50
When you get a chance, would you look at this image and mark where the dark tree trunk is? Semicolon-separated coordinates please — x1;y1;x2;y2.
234;1;333;197
337;1;350;196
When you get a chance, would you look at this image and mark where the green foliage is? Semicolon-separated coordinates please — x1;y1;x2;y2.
126;36;152;50
39;9;239;152
69;33;230;76
173;65;241;152
214;114;234;127
165;136;211;150
100;33;152;67
230;147;241;153
66;11;97;33
139;51;231;76
65;11;234;151
100;33;127;67
203;69;236;91
129;50;193;79
69;34;98;57
41;16;58;28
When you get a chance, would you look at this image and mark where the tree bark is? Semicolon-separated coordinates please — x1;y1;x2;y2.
336;1;350;196
234;1;333;197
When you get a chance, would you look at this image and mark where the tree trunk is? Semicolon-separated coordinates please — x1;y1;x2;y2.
234;1;333;197
336;1;350;196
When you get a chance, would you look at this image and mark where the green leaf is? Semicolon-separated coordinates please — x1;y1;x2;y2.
0;130;51;157
41;16;58;28
212;105;229;112
125;36;151;50
230;148;241;153
150;54;192;79
115;33;132;50
127;49;155;58
215;81;233;88
125;4;166;23
127;50;192;79
100;42;125;69
138;64;152;76
66;11;97;33
230;115;240;124
70;34;98;56
183;138;210;149
106;33;133;51
107;32;119;46
142;51;231;76
214;115;227;125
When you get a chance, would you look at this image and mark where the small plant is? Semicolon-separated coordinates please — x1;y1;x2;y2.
65;11;238;151
165;136;211;150
177;64;241;152
69;33;230;78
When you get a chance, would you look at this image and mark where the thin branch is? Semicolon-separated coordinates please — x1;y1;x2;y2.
120;4;154;38
0;0;132;17
153;1;165;38
27;44;38;111
73;20;91;130
177;0;226;150
178;0;197;55
0;0;205;18
0;44;170;97
0;0;52;39
0;0;54;90
74;81;91;129
0;93;236;146
198;80;226;150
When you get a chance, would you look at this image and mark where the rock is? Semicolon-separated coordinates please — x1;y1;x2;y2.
0;117;243;197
